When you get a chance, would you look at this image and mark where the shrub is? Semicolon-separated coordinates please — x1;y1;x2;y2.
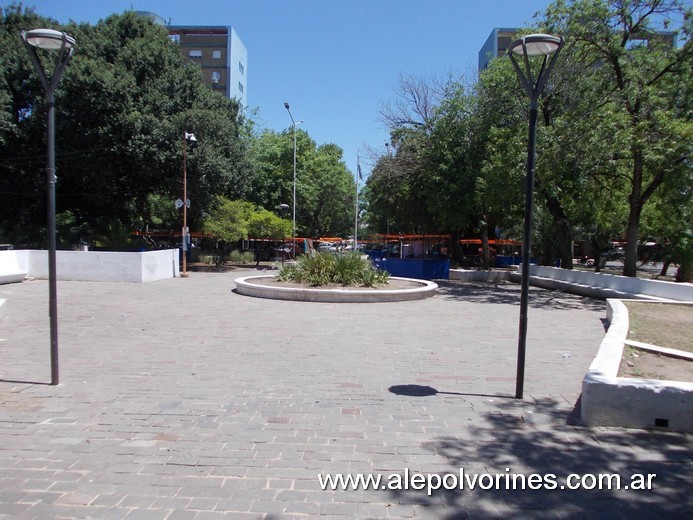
229;250;255;264
278;252;389;287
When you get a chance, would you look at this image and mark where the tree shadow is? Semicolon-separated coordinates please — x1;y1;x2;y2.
386;396;691;518
435;280;605;312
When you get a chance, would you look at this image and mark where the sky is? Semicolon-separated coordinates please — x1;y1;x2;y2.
10;0;556;179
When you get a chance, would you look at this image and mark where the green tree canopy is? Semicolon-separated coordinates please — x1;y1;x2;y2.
542;0;692;276
202;196;290;243
248;129;355;238
0;5;251;247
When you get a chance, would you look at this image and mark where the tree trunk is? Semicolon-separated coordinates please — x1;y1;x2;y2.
480;218;491;269
659;259;671;277
623;147;644;277
450;230;465;266
543;191;574;269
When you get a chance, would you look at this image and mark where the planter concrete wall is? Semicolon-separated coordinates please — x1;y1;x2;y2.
0;249;179;284
581;299;693;432
234;275;438;303
0;250;28;284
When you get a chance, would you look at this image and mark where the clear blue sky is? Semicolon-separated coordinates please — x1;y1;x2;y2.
12;0;555;179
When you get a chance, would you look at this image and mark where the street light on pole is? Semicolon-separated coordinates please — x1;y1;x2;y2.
283;102;303;259
181;131;197;277
508;33;564;399
21;28;76;386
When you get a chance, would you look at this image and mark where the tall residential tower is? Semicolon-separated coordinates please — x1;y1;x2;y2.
168;25;248;106
136;12;248;106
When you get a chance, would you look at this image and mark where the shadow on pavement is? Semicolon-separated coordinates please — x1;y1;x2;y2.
389;384;515;400
435;280;605;312
386;397;691;519
0;378;51;386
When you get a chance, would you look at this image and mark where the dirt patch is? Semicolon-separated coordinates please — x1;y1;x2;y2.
620;346;692;382
624;302;693;353
617;302;692;382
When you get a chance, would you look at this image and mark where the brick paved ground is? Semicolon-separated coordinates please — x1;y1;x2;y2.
0;271;690;519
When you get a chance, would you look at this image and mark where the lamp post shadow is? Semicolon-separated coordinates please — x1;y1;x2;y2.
388;384;515;400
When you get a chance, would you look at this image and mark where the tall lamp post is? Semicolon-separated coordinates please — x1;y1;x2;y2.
21;28;76;386
283;102;303;259
508;34;564;399
181;132;197;277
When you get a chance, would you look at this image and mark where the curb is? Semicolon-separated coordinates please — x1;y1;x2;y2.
233;275;438;303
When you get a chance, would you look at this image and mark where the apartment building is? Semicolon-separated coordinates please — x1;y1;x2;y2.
168;25;248;106
136;12;248;106
478;27;519;70
479;26;677;71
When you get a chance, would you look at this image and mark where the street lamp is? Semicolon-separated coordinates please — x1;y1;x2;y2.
508;33;564;399
21;28;76;386
283;102;303;259
181;131;197;277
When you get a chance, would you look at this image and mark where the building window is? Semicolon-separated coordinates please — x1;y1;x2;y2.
238;82;244;93
239;62;245;75
626;38;648;49
212;49;221;59
169;34;180;44
189;49;202;59
211;71;221;84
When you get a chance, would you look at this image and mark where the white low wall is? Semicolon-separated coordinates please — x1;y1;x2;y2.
0;249;179;283
0;249;28;284
514;265;693;301
581;299;693;432
449;269;512;282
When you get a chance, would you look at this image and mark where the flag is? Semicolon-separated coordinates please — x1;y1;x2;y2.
357;162;362;181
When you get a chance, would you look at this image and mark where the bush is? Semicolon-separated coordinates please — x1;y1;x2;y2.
198;254;216;265
229;250;255;264
277;252;389;287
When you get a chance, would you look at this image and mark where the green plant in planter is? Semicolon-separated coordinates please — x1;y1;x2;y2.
278;252;389;287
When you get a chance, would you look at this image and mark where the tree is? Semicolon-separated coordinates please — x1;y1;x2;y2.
248;129;355;238
202;198;253;244
0;4;57;246
202;197;290;266
366;74;443;238
543;0;692;276
368;72;525;266
247;208;291;240
0;6;251;247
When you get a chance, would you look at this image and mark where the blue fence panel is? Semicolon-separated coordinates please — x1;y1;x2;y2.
370;257;449;280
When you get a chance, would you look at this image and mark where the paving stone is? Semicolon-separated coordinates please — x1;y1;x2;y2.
0;273;689;518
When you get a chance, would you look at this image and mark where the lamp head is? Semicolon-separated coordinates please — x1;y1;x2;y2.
509;33;562;57
184;132;197;143
284;102;290;110
22;28;76;50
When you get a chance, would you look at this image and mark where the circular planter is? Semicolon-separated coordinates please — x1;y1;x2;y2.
234;275;438;303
